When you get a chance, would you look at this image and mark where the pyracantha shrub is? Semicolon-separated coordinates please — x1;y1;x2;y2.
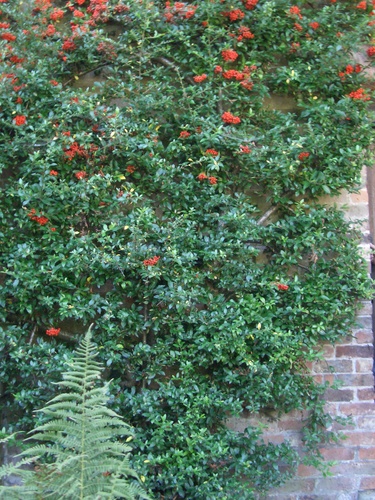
0;0;374;498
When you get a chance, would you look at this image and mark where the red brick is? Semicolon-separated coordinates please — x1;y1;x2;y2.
357;388;375;401
342;432;375;446
357;415;375;429
357;301;373;315
313;374;323;384
313;359;353;374
341;334;355;345
331;419;354;432
323;374;335;384
262;434;285;445
282;409;310;420
356;359;374;373
264;494;298;500
297;464;318;477
304;496;351;500
319;447;355;461
338;402;375;416
278;419;304;431
325;388;354;402
329;461;375;476
268;478;315;494
350;189;368;204
280;432;302;447
355;330;374;344
359;447;375;460
358;489;375;499
356;316;373;330
335;374;374;387
361;476;375;489
320;344;335;357
336;345;373;358
314;476;357;493
324;401;339;414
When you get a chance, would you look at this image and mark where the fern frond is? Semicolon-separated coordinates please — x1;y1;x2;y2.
0;455;40;500
0;327;151;500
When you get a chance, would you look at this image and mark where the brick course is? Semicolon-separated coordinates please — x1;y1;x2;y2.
356;387;375;400
336;345;373;358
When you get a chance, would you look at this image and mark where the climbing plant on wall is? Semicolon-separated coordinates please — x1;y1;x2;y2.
0;0;374;498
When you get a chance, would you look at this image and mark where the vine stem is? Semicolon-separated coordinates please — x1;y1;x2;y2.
154;57;195;85
63;63;110;87
257;204;279;226
142;305;149;390
28;324;37;345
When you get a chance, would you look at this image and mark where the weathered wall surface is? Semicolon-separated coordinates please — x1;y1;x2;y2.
230;167;375;499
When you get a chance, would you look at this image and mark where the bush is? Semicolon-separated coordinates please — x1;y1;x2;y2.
0;0;373;498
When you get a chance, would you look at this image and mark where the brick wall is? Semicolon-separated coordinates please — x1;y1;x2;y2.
258;301;374;499
227;307;375;499
229;167;375;499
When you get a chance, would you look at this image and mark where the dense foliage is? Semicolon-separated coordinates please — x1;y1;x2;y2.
0;328;150;500
0;0;373;498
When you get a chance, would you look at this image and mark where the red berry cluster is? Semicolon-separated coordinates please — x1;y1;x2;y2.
348;88;370;101
222;9;245;22
221;49;239;62
221;111;241;124
298;152;310;161
164;2;197;22
179;130;190;138
237;26;254;41
27;209;49;226
197;173;217;184
46;327;60;336
193;74;207;83
64;142;88;161
14;115;26;126
223;69;245;81
143;256;161;266
277;283;289;291
243;0;258;9
75;171;87;180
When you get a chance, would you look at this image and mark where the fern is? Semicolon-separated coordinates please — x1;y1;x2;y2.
0;328;150;500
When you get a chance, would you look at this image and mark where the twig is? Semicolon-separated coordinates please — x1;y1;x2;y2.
257;204;279;226
29;324;37;345
142;305;149;390
296;263;310;271
153;57;195;85
63;63;110;87
217;88;224;115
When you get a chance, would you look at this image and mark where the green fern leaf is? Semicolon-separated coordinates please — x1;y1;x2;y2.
0;327;151;500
